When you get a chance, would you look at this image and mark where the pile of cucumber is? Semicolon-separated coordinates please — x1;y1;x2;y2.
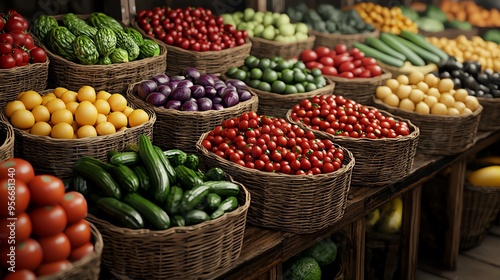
67;134;241;230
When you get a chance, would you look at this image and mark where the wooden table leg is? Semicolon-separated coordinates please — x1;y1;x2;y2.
346;218;365;280
401;185;422;280
442;160;467;270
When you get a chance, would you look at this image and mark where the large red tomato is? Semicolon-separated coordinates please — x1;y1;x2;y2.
36;259;72;277
0;179;30;217
299;50;318;63
0;238;42;270
37;232;71;263
70;242;94;261
64;219;91;249
28;175;65;207
0;212;31;244
29;205;67;237
59;192;87;224
3;270;37;280
0;158;34;184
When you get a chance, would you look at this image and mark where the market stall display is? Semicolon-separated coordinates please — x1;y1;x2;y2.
353;2;418;34
440;0;500;27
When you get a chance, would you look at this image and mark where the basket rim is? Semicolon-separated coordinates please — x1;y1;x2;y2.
372;95;484;120
325;69;392;84
0;118;14;148
309;28;379;39
249;34;316;47
464;182;500;192
87;178;250;235
477;96;500;103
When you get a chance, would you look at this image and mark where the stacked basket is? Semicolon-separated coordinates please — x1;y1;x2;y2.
325;71;392;105
477;97;500;131
310;29;379;49
249;35;316;60
0;113;15;162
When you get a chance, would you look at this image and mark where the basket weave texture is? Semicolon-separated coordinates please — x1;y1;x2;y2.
325;70;392;105
196;132;354;234
39;222;103;280
460;183;500;251
131;19;251;76
0;113;14;162
477;97;500;131
0;54;49;107
286;108;419;186
365;231;401;280
419;28;478;39
4;89;156;179
126;81;259;154
86;178;250;280
249;35;315;60
35;14;167;95
309;29;380;49
372;97;482;156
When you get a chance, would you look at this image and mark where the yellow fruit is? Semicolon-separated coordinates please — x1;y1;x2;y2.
118;127;127;132
96;114;107;125
416;81;429;93
16;91;25;99
437;79;454;93
383;94;400;107
51;109;74;125
77;86;96;102
31;105;51;123
431;103;448;115
41;95;56;106
385;79;400;92
415;102;430;114
10;109;35;130
53;87;68;98
77;125;98;138
18;90;43;110
454;89;468;102
122;106;134;117
66;101;79;114
376;86;392;100
447;107;461;116
408;71;424;85
72;121;79;132
50;122;74;139
399;98;415;111
107;112;128;129
468;166;500;187
5;101;26;117
107;94;127;112
440;93;455;108
95;121;116;136
396;75;409;85
453;101;466;113
93;99;111;115
30;122;52;136
427;88;441;99
128;109;149;127
45;98;67;114
409;89;424;103
60;90;78;104
75;101;98;126
96;90;111;101
44;93;56;98
465;96;480;112
424;74;439;87
396;85;412;100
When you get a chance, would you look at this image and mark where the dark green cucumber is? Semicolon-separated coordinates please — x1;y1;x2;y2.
185;210;210;225
181;185;210;212
365;37;406;61
154;146;176;184
202;181;240;197
122;192;170;230
72;175;89;197
133;165;150;192
73;159;121;200
207;193;222;211
110;152;139;166
392;35;441;65
195;171;205;181
171;215;186;227
204;167;225;181
352;43;405;67
194;197;207;210
78;156;114;172
107;150;119;161
164;186;183;214
111;165;139;192
175;165;204;189
399;30;449;62
138;134;170;203
210;196;239;220
96;197;144;229
163;149;187;167
379;33;425;66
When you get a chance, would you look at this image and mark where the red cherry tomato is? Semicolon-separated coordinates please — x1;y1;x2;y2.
70;242;95;261
339;71;354;78
334;44;347;54
29;46;46;63
361;57;377;66
36;259;72;277
319;56;334;67
299;49;318;63
3;270;37;280
366;65;382;76
0;54;15;69
305;61;323;69
29;205;67;237
333;55;350;67
0;238;42;270
0;179;30;217
358;69;372;78
59;191;87;224
321;66;338;76
339;61;355;73
314;46;331;57
28;175;65;207
37;232;71;263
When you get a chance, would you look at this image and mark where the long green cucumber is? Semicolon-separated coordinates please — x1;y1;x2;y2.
110;151;140;166
111;165;139;192
352;43;405;67
180;185;210;212
185;210;210;225
202;181;240;197
154;146;176;184
164;186;183;214
210;196;239;220
391;35;441;65
96;197;144;229
73;158;121;200
364;37;406;61
138;134;170;203
379;33;425;66
123;192;170;230
399;30;449;61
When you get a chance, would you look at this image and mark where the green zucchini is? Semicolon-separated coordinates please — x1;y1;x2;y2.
163;149;187;167
364;37;406;61
111;165;139;192
107;150;119;161
78;156;114;172
210;196;239;220
391;35;441;65
202;181;240;197
138;134;170;203
72;175;89;197
185;210;210;225
204;167;225;181
96;197;144;229
110;151;139;166
352;43;405;67
122;192;170;230
175;165;204;189
73;158;121;200
399;30;449;62
133;165;150;192
154;146;176;184
184;154;200;170
171;215;186;227
206;193;222;211
164;186;183;215
379;33;425;66
180;185;210;212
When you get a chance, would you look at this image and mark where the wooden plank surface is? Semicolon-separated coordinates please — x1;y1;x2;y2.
401;186;422;280
462;232;500;267
419;254;500;280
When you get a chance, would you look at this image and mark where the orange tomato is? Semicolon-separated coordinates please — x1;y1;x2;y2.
64;219;91;249
29;205;67;237
37;232;71;263
28;175;65;207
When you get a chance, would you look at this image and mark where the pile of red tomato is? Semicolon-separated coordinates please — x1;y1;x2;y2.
0;10;47;69
0;158;92;279
289;95;411;139
201;112;346;175
299;44;382;79
136;6;248;51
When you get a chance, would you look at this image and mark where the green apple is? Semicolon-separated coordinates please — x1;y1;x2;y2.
263;13;274;26
272;12;281;24
247;29;254;37
295;32;308;41
274;35;286;42
237;22;248;31
279;23;295;36
253;11;264;23
254;24;265;37
243;8;255;21
233;11;243;20
261;25;276;40
221;14;235;26
275;14;291;27
295;22;308;34
246;21;256;31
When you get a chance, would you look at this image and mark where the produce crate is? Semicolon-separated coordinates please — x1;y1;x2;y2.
286;107;419;186
310;29;380;49
196;133;354;234
249;35;316;60
365;230;401;280
372;97;482;156
0;113;14;162
3;89;156;179
419;28;479;39
86;178;250;280
477;97;500;131
126;80;259;154
131;19;251;76
39;222;103;280
35;14;167;95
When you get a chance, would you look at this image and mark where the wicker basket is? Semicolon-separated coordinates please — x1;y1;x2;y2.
326;70;392;105
39;222;103;280
372;97;482;156
310;29;380;49
126;81;258;153
0;113;14;162
249;35;315;60
419;27;478;39
477;97;500;131
131;19;251;76
4;89;156;179
86;178;250;280
286;108;419;187
196;132;354;234
460;183;500;251
365;230;401;280
0;53;49;107
35;14;167;95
